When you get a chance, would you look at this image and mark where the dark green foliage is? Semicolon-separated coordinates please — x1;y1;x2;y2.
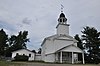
0;29;8;57
14;54;29;61
84;53;100;64
9;31;29;51
74;26;100;64
7;31;29;57
74;34;84;50
81;26;100;64
82;26;100;50
0;29;29;58
32;50;36;53
74;34;83;61
38;48;41;54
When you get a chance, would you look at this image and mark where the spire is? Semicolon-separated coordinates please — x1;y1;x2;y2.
58;5;67;24
56;6;70;35
61;4;64;13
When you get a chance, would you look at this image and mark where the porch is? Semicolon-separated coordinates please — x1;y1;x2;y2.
55;51;85;64
54;44;85;64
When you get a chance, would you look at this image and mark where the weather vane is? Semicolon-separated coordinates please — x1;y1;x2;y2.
61;4;64;12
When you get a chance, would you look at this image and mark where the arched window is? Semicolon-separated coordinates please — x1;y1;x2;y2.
60;19;62;22
63;19;65;22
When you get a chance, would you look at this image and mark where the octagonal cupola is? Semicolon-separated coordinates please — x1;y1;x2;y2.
58;12;67;24
56;12;69;35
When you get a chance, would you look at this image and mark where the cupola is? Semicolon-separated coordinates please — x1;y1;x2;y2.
58;12;67;24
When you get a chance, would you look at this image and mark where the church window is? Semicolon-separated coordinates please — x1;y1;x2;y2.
63;19;65;22
60;19;62;22
29;54;31;57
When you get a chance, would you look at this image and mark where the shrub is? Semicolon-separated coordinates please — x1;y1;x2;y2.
14;54;29;61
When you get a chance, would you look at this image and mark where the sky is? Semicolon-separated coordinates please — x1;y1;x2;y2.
0;0;100;51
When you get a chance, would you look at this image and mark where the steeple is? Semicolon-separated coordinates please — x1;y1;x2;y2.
56;6;70;35
61;4;64;13
58;5;67;24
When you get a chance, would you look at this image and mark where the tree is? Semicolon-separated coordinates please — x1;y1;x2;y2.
12;31;29;50
81;26;100;63
32;50;36;53
74;34;84;61
5;35;16;57
0;29;8;57
6;31;29;57
38;48;41;54
74;34;84;50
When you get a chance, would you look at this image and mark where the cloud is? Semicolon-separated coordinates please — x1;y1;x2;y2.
22;18;32;25
0;0;100;50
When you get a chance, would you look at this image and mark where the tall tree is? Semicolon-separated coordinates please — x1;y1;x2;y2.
12;31;29;50
5;35;16;57
0;29;8;56
81;26;100;63
6;31;29;57
74;34;84;50
38;48;42;54
74;34;84;61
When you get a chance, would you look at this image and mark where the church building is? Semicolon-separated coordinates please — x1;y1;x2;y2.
41;11;85;64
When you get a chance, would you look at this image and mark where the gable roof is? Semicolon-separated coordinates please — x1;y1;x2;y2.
41;34;78;46
12;49;35;53
45;44;84;55
56;44;83;53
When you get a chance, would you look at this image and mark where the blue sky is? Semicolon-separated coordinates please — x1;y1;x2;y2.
0;0;100;50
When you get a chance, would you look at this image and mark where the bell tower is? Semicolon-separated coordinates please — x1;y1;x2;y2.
56;7;70;35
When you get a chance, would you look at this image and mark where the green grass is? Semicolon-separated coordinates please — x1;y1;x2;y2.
0;61;26;66
0;61;10;66
0;61;99;66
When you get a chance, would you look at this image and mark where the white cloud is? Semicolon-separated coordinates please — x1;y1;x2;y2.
0;0;100;50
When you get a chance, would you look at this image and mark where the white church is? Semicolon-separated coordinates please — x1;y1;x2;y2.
41;11;85;64
12;11;85;64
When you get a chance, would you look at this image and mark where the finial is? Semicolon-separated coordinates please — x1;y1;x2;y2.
61;4;64;13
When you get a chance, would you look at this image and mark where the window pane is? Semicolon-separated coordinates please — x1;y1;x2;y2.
29;54;31;57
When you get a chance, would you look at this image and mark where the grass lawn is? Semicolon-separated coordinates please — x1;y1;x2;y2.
0;61;99;66
0;61;23;66
0;61;10;66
